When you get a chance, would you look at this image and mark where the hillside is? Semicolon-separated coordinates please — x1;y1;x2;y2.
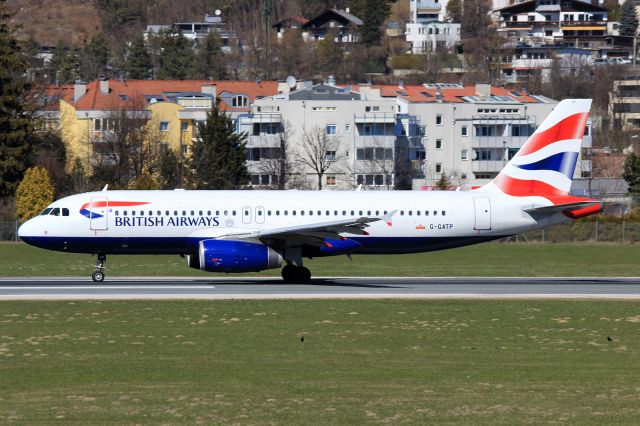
8;0;102;46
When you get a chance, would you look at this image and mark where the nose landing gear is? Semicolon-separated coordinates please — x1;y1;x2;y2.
92;254;106;282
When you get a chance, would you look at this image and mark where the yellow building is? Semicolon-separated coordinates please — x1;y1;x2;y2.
47;79;279;173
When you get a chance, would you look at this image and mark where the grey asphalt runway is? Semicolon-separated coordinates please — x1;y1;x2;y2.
1;277;640;299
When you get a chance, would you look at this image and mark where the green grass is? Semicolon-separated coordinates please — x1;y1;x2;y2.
0;241;639;277
1;300;640;424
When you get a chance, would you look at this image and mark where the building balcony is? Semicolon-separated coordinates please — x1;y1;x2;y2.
511;58;554;69
246;134;283;148
354;113;396;124
472;160;507;173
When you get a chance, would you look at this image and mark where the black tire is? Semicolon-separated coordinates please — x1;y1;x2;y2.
281;264;297;283
299;267;311;284
92;271;105;282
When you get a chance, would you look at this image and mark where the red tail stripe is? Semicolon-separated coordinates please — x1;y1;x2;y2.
517;112;589;157
494;174;568;197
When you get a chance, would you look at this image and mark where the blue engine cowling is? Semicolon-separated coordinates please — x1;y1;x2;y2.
188;240;282;273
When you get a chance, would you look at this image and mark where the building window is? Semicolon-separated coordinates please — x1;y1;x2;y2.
325;150;336;160
345;124;351;132
435;163;442;173
436;114;443;125
231;95;249;107
461;126;468;137
436;139;443;149
160;121;169;132
584;125;590;136
94;119;101;131
181;145;188;155
326;175;337;186
461;149;468;161
365;105;380;112
181;121;188;132
326;124;337;135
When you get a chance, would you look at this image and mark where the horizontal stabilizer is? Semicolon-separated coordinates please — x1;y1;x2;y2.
524;201;603;220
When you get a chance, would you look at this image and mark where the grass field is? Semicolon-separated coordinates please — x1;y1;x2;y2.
1;300;640;424
0;241;639;277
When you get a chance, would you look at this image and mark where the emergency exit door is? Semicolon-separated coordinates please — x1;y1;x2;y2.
473;197;491;230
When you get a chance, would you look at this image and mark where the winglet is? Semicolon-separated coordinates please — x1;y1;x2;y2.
382;210;396;227
102;184;109;192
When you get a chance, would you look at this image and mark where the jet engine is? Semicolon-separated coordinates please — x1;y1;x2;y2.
187;239;282;273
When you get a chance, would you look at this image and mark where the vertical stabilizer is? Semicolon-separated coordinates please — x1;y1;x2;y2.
485;99;591;198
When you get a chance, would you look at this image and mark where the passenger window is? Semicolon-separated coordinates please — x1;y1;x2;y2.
199;211;203;215
293;211;297;216
442;211;446;216
367;210;371;216
62;208;69;216
375;210;379;216
224;211;228;216
216;211;220;216
207;211;211;215
434;211;438;216
191;211;194;216
417;211;421;216
342;210;346;216
165;211;169;216
258;210;263;216
350;210;354;216
400;211;404;216
359;210;363;216
41;208;53;215
409;211;413;216
182;211;186;215
140;211;144;216
157;211;161;216
301;211;305;216
232;211;237;216
276;210;280;216
115;211;119;216
244;210;249;216
267;211;271;216
284;211;288;216
124;211;128;216
174;211;178;216
149;210;153;216
333;210;336;216
425;210;429;216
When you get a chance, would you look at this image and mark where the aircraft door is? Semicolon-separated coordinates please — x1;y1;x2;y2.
473;197;491;230
255;206;265;224
89;197;108;231
242;206;252;224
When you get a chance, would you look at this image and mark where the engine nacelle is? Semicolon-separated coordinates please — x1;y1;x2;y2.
188;239;282;273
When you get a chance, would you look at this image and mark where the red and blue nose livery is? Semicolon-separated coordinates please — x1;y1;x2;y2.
80;201;150;219
489;100;591;200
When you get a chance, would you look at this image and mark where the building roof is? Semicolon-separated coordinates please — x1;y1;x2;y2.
303;8;363;29
495;0;606;14
272;15;309;29
56;80;279;112
368;83;544;104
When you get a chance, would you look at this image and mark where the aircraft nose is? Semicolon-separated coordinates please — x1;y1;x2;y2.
18;218;36;239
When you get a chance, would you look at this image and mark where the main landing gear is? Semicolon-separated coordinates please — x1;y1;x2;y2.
92;254;106;282
281;264;311;284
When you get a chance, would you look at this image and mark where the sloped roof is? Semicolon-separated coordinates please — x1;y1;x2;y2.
370;84;542;104
56;80;279;111
303;8;363;29
495;0;606;14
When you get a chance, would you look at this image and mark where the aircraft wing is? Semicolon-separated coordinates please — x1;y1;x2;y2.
212;211;395;248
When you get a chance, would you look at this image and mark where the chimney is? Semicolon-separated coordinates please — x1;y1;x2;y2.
435;88;443;102
475;83;491;97
201;84;217;98
74;81;87;102
99;78;109;95
277;80;290;94
399;80;405;89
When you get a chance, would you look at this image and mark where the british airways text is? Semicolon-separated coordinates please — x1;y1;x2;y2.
114;216;220;227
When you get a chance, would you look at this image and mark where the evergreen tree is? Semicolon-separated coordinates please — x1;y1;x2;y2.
315;33;343;77
435;169;451;190
194;31;227;80
619;0;639;37
80;36;109;80
157;28;196;80
123;34;152;79
351;0;395;46
191;101;250;189
446;0;463;23
48;42;80;84
623;153;640;196
159;148;183;189
15;166;54;221
0;2;34;197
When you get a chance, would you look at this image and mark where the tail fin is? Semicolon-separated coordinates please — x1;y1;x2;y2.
485;99;591;199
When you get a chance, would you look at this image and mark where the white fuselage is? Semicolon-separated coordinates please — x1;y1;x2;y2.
18;189;561;256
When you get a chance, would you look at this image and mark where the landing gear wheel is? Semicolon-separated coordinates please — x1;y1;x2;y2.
281;265;312;284
298;267;311;284
281;264;297;283
92;254;106;283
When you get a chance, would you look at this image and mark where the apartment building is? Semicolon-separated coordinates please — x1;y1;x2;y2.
406;0;461;53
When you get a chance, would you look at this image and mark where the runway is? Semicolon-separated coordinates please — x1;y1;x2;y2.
1;277;640;300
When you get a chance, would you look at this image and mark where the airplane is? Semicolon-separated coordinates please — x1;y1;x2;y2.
18;99;602;283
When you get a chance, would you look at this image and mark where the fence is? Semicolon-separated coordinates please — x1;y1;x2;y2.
0;221;19;241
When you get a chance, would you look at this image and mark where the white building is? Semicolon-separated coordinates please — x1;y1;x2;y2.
239;80;590;190
406;0;461;53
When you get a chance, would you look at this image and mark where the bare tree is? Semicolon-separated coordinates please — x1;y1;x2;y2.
296;126;343;190
91;95;164;188
257;120;296;189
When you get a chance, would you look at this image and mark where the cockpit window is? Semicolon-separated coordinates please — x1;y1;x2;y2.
50;208;60;216
41;208;53;215
62;208;69;216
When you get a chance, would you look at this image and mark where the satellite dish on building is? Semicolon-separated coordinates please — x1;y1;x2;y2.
286;75;296;89
150;98;157;104
215;9;221;16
